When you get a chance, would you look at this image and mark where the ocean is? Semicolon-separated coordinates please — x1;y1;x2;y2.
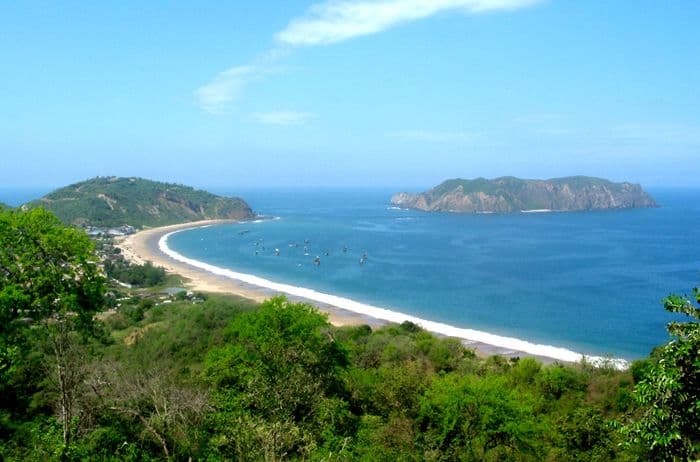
3;186;698;361
163;187;700;361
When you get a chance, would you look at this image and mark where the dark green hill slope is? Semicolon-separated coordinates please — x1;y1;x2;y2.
391;176;657;213
26;176;255;227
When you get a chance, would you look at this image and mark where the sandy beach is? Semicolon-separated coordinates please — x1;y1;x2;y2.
115;220;624;367
114;220;383;328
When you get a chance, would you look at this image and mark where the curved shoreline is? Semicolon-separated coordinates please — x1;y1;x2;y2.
114;220;382;327
117;220;629;369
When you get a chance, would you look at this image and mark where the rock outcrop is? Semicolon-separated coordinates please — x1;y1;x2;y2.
391;176;657;213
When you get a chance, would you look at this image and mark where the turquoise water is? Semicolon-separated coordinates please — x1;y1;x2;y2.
154;188;699;359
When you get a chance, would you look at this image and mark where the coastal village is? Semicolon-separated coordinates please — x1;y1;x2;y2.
85;224;136;237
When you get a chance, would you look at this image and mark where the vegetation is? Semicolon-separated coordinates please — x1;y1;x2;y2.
1;207;698;461
0;207;105;457
25;176;254;227
391;176;657;213
97;240;166;288
431;176;641;197
107;260;166;288
621;288;700;460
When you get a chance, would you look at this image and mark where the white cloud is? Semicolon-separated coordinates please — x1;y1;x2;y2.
390;129;480;143
196;0;540;113
194;47;292;113
194;65;258;114
276;0;541;46
253;111;315;126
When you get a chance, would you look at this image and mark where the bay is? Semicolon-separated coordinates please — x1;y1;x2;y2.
165;187;700;360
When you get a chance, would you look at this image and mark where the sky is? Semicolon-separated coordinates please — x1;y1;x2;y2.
1;0;699;190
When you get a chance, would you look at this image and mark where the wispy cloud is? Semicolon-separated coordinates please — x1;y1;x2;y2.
252;111;316;126
194;49;290;114
194;65;259;114
196;0;541;112
513;112;565;124
276;0;541;46
611;123;700;145
390;129;480;143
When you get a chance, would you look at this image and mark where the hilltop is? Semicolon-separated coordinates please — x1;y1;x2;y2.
391;176;657;213
26;176;255;227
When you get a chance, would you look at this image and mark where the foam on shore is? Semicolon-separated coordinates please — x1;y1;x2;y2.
159;227;628;370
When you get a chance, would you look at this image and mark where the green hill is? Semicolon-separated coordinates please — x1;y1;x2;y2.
25;176;255;227
391;176;657;213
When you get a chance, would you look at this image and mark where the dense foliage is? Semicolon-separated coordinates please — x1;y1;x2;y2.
94;237;167;288
0;207;105;457
1;292;645;461
622;288;700;460
1;207;697;461
0;207;104;330
104;258;166;288
25;176;254;227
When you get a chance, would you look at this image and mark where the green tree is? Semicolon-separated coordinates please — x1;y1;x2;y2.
204;297;351;460
0;207;104;335
622;286;700;461
417;374;542;461
0;207;105;455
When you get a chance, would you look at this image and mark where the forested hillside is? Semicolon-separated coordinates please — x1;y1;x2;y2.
25;176;254;227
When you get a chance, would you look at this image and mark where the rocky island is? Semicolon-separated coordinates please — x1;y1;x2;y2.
25;176;255;227
391;176;657;213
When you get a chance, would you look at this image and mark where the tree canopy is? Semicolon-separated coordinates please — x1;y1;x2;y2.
0;207;105;453
623;286;700;461
0;206;104;351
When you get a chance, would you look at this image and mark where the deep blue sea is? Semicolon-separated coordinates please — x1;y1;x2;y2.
3;186;698;360
163;188;700;360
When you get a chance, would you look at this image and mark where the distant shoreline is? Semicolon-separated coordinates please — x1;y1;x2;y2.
116;220;628;369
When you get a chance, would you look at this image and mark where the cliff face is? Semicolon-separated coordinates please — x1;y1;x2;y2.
390;177;657;213
26;176;255;227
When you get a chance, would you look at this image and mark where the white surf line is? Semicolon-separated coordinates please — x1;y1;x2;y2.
159;227;629;370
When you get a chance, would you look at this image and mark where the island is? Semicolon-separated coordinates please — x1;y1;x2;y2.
390;176;657;213
24;176;255;227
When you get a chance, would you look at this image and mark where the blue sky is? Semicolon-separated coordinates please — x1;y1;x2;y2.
1;0;699;189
